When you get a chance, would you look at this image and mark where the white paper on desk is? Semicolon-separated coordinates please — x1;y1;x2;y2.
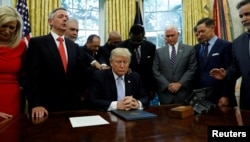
69;115;109;128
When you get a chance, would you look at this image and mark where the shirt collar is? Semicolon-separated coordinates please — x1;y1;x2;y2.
112;70;124;80
51;31;65;41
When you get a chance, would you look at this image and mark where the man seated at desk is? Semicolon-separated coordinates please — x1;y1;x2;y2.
88;48;149;111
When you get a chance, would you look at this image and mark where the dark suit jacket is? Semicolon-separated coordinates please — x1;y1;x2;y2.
227;32;250;109
116;40;156;97
100;42;115;66
25;33;89;112
82;45;107;66
88;69;149;111
194;38;236;106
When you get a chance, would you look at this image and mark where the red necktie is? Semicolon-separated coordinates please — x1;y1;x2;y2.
57;37;67;72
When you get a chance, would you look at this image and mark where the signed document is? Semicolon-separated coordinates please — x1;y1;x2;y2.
69;115;109;128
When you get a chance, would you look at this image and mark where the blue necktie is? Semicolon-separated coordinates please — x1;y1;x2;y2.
170;46;176;69
116;77;124;101
203;42;209;62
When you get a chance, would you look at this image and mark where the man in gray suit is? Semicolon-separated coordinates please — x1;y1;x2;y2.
152;25;197;104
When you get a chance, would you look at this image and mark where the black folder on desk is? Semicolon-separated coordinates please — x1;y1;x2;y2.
111;110;157;120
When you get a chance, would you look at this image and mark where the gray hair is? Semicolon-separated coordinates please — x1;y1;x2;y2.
67;17;78;24
165;25;179;33
48;7;67;29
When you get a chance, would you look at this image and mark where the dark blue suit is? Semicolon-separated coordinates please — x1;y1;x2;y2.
25;33;89;112
194;37;236;106
88;69;149;111
227;32;250;109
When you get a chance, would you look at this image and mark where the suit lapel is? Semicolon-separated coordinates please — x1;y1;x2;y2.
164;45;172;72
174;44;184;70
65;39;74;72
124;73;132;96
44;34;65;71
108;70;118;99
204;39;219;66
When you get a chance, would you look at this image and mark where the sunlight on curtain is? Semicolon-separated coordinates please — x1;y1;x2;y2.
13;0;61;37
105;0;142;40
183;0;211;45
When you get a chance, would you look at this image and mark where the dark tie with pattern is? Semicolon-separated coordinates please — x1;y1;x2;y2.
134;45;141;64
170;46;176;69
203;42;209;62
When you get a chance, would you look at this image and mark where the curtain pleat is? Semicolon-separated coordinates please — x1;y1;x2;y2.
105;0;141;40
13;0;61;37
183;0;211;45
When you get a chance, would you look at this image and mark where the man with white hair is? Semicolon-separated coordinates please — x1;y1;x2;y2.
65;17;79;42
152;25;197;104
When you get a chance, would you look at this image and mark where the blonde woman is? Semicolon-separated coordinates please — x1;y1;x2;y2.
0;6;26;119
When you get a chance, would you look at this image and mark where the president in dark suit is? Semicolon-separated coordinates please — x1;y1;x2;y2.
194;18;236;107
25;8;89;117
210;0;250;110
116;24;156;100
153;25;197;104
88;48;149;111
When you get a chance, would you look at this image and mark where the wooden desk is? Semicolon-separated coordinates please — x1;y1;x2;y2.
1;105;250;142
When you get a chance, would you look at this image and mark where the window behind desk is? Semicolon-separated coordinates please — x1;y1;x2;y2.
61;0;100;46
144;0;183;48
61;0;183;48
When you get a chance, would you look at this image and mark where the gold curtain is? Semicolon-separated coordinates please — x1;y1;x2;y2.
13;0;61;37
105;0;142;40
183;0;211;45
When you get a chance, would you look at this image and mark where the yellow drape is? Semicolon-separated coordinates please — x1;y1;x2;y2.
13;0;61;37
105;0;142;40
183;0;211;45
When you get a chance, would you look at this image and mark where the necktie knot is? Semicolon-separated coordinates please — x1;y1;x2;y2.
57;37;64;42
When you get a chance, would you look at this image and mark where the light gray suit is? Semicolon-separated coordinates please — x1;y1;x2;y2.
152;43;197;104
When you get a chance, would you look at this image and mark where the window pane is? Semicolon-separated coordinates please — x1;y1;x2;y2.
156;0;169;11
62;0;100;46
144;0;183;48
144;12;157;31
144;0;156;12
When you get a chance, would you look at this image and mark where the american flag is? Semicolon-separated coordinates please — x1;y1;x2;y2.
16;0;32;46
